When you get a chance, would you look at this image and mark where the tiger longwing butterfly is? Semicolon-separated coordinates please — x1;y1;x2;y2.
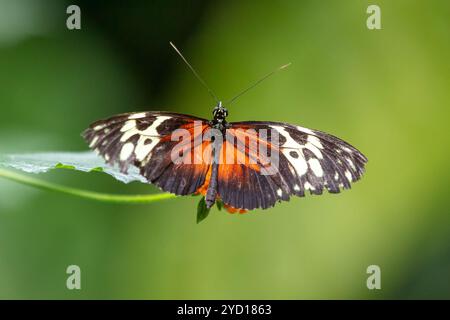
83;43;367;215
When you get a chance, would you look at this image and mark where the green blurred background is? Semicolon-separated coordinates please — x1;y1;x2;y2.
0;0;449;299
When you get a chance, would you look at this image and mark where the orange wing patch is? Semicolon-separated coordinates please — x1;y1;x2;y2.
196;163;212;195
223;203;248;214
217;134;268;213
194;126;279;213
224;128;278;168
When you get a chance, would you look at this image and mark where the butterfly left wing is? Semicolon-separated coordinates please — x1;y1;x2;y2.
217;121;368;211
83;111;213;195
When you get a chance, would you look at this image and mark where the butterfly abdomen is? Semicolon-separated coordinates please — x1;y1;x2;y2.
205;162;219;208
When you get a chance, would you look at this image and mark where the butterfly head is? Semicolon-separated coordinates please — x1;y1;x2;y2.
212;101;228;124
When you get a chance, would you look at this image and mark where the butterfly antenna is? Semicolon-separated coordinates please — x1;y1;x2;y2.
169;42;219;104
225;63;291;107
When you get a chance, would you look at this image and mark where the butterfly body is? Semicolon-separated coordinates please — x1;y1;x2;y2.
83;102;367;213
205;101;227;208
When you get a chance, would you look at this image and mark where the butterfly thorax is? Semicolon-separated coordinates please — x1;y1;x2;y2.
210;101;229;131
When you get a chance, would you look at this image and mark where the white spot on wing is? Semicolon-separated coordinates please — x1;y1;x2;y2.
120;142;134;161
135;136;160;161
304;182;315;191
89;136;98;147
277;189;283;197
94;124;105;131
345;170;353;182
120;120;137;133
307;135;323;149
271;125;302;149
343;146;352;153
120;116;172;142
128;112;147;119
284;150;308;176
294;184;300;191
309;158;323;177
120;128;140;142
304;142;323;159
346;157;356;170
296;125;314;135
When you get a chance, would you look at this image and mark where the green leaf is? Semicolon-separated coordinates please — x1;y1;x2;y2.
0;152;177;205
197;197;211;223
0;151;146;184
55;163;76;170
216;199;223;211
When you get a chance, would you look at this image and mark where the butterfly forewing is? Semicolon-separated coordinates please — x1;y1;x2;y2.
216;121;368;210
83;111;213;195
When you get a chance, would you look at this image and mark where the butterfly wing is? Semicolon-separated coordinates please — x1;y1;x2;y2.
217;121;368;210
83;111;213;195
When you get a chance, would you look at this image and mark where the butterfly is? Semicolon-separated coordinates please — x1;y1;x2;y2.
83;43;367;215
